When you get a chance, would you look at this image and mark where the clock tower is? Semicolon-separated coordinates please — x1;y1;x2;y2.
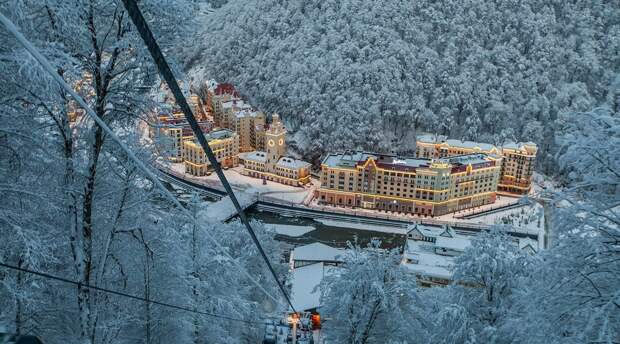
265;114;287;170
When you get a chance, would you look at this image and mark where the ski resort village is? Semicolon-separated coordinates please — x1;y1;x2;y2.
4;2;618;342
142;80;548;340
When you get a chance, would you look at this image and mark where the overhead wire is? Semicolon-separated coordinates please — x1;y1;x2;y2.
0;11;283;309
0;262;261;324
119;0;297;314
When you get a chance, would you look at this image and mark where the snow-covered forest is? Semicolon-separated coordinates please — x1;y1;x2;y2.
1;0;619;343
195;0;620;169
0;1;282;343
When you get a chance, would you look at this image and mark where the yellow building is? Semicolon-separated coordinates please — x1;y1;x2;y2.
234;109;266;152
149;114;213;163
182;129;239;176
416;135;501;158
208;83;239;127
498;142;537;194
415;135;537;195
317;152;501;216
216;98;251;131
239;115;311;186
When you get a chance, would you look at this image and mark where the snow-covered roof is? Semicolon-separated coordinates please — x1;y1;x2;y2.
417;134;447;144
222;99;250;109
518;238;538;253
234;109;262;118
444;139;498;152
322;151;431;171
205;79;218;92
239;151;267;163
404;260;453;280
204;128;235;141
446;153;498;166
277;156;311;170
435;236;471;252
439;226;456;238
502;142;538;150
292;243;344;263
322;152;376;168
417;135;503;153
291;263;325;311
403;239;455;280
406;223;441;238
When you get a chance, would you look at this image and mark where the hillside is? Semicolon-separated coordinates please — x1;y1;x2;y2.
192;0;620;167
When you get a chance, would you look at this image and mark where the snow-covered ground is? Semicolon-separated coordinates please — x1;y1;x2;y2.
166;163;314;204
462;201;545;232
198;193;256;223
531;171;562;196
433;194;521;221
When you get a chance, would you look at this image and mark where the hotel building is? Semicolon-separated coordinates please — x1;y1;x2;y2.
415;135;537;194
182;129;239;176
208;83;267;153
498;142;537;194
239;115;311;186
234;109;266;152
209;83;245;129
317;151;501;216
149;111;212;162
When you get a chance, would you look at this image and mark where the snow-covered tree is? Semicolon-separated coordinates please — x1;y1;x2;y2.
320;242;417;344
0;1;285;343
508;107;620;343
195;0;620;170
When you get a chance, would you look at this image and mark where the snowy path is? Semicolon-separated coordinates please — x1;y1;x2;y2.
198;194;257;223
159;163;315;205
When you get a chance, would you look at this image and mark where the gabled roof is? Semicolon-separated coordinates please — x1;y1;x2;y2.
518;238;538;253
213;83;238;96
406;223;439;238
439;226;455;238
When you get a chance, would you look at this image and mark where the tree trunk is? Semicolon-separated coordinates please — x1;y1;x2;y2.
78;124;104;344
145;259;152;344
359;299;382;344
191;202;200;344
15;258;23;335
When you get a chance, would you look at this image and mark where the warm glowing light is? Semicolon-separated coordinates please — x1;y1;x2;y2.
288;313;300;324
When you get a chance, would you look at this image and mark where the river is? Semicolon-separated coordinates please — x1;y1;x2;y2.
161;180;405;250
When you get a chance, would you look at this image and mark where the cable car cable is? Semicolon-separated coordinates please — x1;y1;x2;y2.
119;0;298;314
0;11;282;308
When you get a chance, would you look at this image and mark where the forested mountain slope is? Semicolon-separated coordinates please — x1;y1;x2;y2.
194;0;620;168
